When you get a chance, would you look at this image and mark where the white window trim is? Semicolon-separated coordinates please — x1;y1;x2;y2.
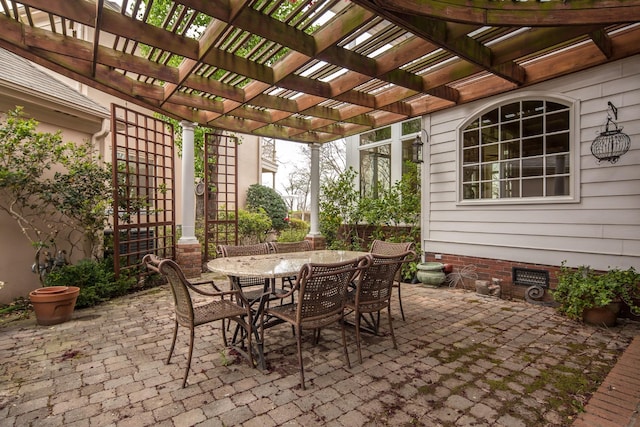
355;119;421;197
455;91;581;206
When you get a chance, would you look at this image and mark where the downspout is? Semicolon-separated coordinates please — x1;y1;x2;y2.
90;118;111;260
91;118;110;161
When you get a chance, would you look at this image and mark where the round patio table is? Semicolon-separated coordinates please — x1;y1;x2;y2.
207;249;369;369
206;249;368;280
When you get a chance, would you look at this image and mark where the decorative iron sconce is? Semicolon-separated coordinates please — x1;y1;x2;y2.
591;102;631;164
412;133;425;163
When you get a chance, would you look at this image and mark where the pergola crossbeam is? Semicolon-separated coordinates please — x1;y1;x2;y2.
0;0;637;143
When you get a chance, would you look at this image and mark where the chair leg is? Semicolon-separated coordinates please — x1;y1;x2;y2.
341;314;351;369
374;312;380;334
396;282;406;321
387;305;397;349
221;319;228;346
183;327;195;388
296;325;306;390
355;311;363;364
167;320;178;365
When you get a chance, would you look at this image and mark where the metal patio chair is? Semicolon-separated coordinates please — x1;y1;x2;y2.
345;250;415;364
216;243;275;304
269;240;313;288
370;239;416;321
143;254;254;388
260;255;371;389
268;240;312;254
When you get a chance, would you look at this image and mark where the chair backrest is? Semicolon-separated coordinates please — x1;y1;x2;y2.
370;240;416;282
217;243;271;257
269;240;312;253
354;251;415;306
295;256;370;324
370;239;415;255
216;243;272;289
143;254;194;325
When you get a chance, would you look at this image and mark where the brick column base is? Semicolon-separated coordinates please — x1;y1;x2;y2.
175;242;202;279
305;235;326;250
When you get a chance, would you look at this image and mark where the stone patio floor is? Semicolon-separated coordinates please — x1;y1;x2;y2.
1;280;639;427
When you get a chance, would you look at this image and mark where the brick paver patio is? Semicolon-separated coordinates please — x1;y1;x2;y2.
1;282;638;426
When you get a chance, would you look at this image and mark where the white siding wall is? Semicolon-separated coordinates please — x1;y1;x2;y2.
423;55;640;271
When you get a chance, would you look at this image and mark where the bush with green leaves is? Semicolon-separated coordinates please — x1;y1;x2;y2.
277;218;309;242
0;107;112;281
320;165;421;247
319;164;421;278
319;167;362;249
238;208;272;243
552;262;640;321
287;218;309;231
44;258;134;308
278;229;309;242
275;217;309;243
246;184;289;231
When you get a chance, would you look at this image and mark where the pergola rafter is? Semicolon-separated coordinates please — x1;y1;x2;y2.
0;0;638;143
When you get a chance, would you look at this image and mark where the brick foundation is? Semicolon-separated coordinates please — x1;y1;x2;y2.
424;253;562;303
175;242;202;279
305;235;326;250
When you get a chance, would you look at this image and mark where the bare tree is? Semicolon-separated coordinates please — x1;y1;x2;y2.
279;169;310;220
277;139;346;220
295;139;346;184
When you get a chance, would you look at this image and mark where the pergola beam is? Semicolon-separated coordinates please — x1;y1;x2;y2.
0;0;637;143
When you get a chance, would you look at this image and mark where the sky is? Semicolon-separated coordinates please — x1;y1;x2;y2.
272;140;307;195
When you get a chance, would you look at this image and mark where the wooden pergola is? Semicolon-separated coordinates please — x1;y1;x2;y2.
1;0;639;144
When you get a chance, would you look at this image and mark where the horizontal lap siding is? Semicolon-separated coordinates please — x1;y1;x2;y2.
424;56;640;271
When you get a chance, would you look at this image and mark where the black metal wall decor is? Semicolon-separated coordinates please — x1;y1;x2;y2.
591;102;631;164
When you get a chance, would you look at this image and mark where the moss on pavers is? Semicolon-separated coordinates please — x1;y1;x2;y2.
1;285;639;426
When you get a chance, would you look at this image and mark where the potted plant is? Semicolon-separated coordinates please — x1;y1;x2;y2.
0;107;112;324
552;262;640;326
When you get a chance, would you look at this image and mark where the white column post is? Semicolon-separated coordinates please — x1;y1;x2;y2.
308;143;322;236
178;121;198;244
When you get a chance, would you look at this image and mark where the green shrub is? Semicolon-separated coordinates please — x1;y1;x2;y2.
319;167;361;248
277;217;308;243
238;208;272;243
246;184;289;231
319;165;421;277
0;107;113;280
552;262;640;321
44;259;133;308
287;218;309;231
278;228;308;242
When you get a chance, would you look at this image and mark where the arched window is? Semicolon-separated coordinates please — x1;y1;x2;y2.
461;99;573;201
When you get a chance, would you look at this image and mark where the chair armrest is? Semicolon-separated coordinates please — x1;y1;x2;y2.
189;279;223;292
403;251;417;263
185;282;244;301
271;285;297;300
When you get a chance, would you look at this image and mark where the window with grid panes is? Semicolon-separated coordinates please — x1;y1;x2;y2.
461;99;571;200
359;127;391;198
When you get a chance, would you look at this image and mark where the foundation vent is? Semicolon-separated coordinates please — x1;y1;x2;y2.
512;267;549;288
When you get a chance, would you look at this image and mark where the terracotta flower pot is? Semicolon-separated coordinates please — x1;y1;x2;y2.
29;286;80;326
582;305;617;327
